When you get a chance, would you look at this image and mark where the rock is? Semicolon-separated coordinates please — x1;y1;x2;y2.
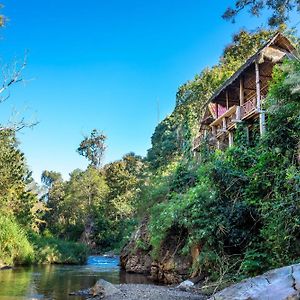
209;263;300;300
0;265;12;270
120;218;153;275
150;246;192;284
177;280;195;291
70;279;120;299
91;279;120;298
69;289;91;297
120;218;197;284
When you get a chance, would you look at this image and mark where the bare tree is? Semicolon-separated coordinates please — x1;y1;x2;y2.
0;54;38;131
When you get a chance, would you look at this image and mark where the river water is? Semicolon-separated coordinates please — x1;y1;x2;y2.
0;256;152;300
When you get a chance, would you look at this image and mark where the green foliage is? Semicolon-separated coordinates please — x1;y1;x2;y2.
77;129;106;168
41;170;63;188
0;130;47;233
0;215;34;266
44;152;147;252
222;0;299;27
147;29;275;170
143;55;300;281
29;232;88;264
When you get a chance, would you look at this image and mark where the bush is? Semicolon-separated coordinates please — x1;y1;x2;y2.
29;233;88;264
0;215;34;266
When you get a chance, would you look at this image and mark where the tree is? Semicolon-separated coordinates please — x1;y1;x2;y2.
148;29;275;170
41;170;63;188
222;0;300;27
77;129;106;168
0;129;44;231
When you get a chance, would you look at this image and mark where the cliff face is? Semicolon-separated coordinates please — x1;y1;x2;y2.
120;218;195;284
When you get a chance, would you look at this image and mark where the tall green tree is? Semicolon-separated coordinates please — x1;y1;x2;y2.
77;129;106;169
0;130;43;231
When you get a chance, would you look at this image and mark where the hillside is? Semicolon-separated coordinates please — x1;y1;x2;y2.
120;29;300;287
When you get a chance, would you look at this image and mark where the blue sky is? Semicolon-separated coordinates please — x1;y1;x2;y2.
0;1;299;182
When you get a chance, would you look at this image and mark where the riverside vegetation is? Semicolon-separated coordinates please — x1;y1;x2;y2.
121;28;300;286
0;23;299;291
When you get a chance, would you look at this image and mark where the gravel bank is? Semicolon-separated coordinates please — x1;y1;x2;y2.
105;284;206;300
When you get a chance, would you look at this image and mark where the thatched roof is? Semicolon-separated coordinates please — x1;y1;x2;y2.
209;32;295;106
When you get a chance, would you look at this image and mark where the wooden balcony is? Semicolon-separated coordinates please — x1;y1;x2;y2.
209;98;259;137
241;97;257;119
193;97;260;151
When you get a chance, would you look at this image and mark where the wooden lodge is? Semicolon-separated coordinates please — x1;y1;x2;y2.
193;33;296;152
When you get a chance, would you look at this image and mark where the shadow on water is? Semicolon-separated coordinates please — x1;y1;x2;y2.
0;256;154;300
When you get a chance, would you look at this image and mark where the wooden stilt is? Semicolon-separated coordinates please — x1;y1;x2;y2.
260;110;266;136
245;126;250;144
255;61;261;111
239;77;244;106
255;61;266;136
228;131;233;147
222;118;227;131
236;106;241;121
212;126;217;136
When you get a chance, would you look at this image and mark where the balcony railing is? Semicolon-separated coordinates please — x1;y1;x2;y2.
209;99;259;136
242;97;257;118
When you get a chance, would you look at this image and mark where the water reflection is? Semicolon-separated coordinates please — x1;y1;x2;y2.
0;256;153;300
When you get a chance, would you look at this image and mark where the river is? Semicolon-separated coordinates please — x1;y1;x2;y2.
0;256;153;300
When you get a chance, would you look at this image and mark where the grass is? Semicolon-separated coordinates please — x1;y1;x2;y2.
0;215;88;267
29;232;88;264
0;215;34;267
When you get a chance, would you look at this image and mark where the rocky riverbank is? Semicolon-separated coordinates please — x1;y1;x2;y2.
209;263;300;300
105;284;205;300
120;218;199;284
70;279;206;300
72;262;300;300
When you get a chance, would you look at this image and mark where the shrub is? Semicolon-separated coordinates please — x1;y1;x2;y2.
29;233;88;264
0;215;34;266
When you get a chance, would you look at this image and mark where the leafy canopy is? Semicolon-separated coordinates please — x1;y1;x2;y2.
77;129;106;168
223;0;300;27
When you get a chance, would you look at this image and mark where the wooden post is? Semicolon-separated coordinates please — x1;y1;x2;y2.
239;77;244;106
226;90;229;110
255;61;266;136
236;106;241;120
228;131;234;147
245;126;250;144
260;110;266;136
255;61;261;111
222;118;227;131
212;126;217;136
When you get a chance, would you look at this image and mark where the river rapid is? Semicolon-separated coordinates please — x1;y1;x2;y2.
0;256;153;300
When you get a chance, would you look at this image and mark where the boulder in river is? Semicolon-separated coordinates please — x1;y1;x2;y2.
177;279;195;291
90;279;120;298
70;279;120;299
209;263;300;300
